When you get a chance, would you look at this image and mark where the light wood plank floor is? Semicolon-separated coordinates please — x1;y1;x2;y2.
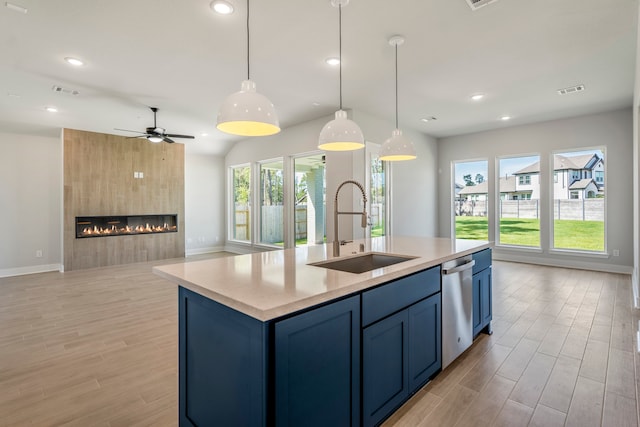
1;256;638;426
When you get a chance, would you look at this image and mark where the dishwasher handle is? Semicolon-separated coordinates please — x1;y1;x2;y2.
442;259;475;275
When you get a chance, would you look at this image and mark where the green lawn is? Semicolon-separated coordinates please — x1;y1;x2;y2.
455;217;604;251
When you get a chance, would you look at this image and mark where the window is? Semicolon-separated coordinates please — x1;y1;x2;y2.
595;171;604;183
369;153;386;237
294;154;326;246
259;160;284;245
554;172;558;183
231;165;251;242
498;155;540;248
553;149;605;252
453;160;488;240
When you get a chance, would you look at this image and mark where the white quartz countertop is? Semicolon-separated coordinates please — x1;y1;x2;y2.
153;236;491;321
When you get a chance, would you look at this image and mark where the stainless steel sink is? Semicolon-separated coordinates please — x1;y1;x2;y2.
309;252;416;274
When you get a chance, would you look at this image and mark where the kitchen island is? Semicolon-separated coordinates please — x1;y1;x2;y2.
154;236;492;427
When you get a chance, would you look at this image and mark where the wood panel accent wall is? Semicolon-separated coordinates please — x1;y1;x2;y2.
63;128;185;270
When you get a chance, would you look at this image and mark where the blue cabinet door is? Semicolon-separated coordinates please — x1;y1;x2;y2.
472;267;492;337
408;293;441;392
472;271;483;336
362;309;409;427
179;287;267;427
481;267;492;327
274;295;360;427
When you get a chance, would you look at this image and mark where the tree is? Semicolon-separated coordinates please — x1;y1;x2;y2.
234;167;250;204
295;174;308;205
463;174;475;186
475;173;485;184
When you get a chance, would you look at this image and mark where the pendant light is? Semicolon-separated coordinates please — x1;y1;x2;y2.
318;0;365;151
380;35;416;161
216;0;280;137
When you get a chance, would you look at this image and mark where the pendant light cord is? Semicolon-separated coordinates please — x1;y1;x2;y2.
338;3;343;110
246;0;250;80
395;43;398;129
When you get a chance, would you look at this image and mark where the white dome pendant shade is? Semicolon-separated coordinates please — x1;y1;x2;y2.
318;0;364;152
318;109;364;151
379;35;416;161
216;79;280;136
380;128;416;161
216;0;280;137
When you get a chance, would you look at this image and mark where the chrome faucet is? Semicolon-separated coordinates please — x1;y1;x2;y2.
334;180;368;257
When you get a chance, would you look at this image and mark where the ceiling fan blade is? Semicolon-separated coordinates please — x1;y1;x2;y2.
165;133;195;139
115;128;145;134
126;135;148;139
163;137;176;144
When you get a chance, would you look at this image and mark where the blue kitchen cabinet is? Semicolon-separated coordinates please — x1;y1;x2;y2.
472;249;493;337
361;267;441;427
362;309;409;427
408;293;442;391
178;287;267;427
274;295;360;427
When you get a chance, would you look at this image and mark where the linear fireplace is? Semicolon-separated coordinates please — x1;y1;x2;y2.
76;214;178;238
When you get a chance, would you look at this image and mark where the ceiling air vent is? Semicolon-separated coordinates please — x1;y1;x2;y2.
557;84;585;95
52;85;80;96
466;0;498;11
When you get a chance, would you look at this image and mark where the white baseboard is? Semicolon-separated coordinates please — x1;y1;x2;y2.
0;263;62;278
493;252;633;275
185;246;226;257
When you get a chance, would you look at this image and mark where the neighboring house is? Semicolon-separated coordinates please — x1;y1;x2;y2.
511;153;603;200
568;178;600;199
457;152;604;202
458;176;517;201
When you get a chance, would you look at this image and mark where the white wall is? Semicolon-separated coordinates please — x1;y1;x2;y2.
0;131;62;277
352;110;439;238
438;108;633;273
184;152;225;255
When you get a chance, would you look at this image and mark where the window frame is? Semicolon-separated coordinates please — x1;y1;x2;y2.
550;147;607;255
496;153;541;249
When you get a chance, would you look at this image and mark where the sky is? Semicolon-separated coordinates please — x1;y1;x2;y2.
453;149;604;185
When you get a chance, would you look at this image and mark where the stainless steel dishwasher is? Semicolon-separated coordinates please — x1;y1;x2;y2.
441;255;475;368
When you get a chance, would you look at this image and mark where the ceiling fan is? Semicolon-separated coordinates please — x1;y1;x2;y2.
115;107;195;143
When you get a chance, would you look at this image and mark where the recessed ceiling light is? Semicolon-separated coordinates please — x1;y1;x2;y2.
64;57;84;67
46;106;58;113
5;2;27;13
500;115;511;121
210;0;234;14
421;116;437;122
471;94;484;101
201;133;209;137
325;57;340;66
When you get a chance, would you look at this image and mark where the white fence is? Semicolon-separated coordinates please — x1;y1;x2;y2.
456;199;604;221
235;202;386;243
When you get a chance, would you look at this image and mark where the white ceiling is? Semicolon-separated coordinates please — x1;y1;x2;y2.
0;0;637;156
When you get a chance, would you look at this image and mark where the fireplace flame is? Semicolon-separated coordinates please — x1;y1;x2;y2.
80;222;177;237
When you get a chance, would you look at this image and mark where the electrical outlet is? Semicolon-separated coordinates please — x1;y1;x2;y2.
36;250;43;258
613;249;620;257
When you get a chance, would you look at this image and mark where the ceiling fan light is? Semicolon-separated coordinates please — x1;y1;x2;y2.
318;110;365;151
379;129;416;161
216;80;280;137
147;135;163;143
